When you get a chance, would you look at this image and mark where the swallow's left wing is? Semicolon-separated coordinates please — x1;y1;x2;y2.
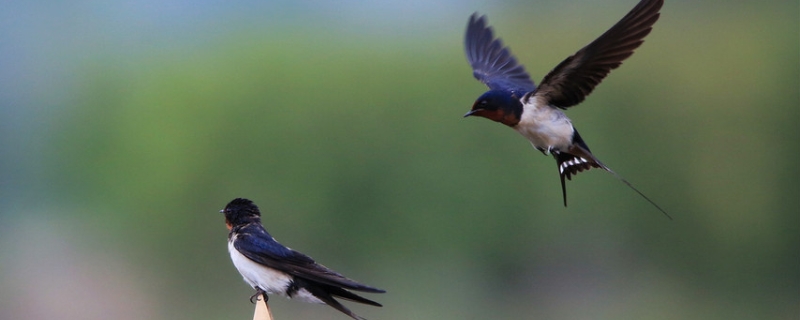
465;13;536;94
234;226;385;294
533;0;663;109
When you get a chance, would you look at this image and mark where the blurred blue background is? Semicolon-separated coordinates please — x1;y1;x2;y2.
1;0;797;319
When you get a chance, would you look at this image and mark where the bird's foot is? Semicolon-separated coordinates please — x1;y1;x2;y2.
535;146;551;155
250;288;268;304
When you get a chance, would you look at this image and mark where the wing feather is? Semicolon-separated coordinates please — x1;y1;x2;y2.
234;226;384;293
533;0;663;109
465;13;536;94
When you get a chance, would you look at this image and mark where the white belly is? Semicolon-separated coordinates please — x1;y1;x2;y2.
514;99;574;150
228;239;323;304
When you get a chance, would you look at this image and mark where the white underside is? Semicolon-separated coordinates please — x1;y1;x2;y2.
514;97;574;151
228;238;324;304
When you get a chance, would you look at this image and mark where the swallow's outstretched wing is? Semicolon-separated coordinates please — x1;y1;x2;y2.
465;13;536;94
532;0;663;109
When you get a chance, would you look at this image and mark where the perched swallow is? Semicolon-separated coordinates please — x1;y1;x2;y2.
221;198;384;320
463;0;671;219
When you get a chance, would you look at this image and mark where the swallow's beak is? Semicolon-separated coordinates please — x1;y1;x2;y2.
219;209;225;214
463;109;482;117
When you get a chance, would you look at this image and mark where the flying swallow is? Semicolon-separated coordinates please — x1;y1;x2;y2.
221;198;385;320
463;0;671;219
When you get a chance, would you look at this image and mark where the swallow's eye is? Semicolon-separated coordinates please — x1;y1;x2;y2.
480;100;488;105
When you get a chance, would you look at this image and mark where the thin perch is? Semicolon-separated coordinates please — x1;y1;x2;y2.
252;296;274;320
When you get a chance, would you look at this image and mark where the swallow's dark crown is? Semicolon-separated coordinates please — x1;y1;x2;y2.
223;198;261;226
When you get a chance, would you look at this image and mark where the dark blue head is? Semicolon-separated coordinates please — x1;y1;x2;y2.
464;90;523;127
221;198;261;229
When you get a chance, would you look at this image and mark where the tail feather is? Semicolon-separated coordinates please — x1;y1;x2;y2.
292;278;382;320
553;143;672;220
306;285;367;320
326;285;383;307
604;168;673;220
554;148;605;207
319;294;365;320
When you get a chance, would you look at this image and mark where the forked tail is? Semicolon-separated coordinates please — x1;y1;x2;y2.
555;144;672;220
603;167;673;220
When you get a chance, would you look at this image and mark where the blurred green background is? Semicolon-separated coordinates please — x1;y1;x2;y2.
1;0;797;319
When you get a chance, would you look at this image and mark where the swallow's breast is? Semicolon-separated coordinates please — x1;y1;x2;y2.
228;239;293;295
514;99;573;150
